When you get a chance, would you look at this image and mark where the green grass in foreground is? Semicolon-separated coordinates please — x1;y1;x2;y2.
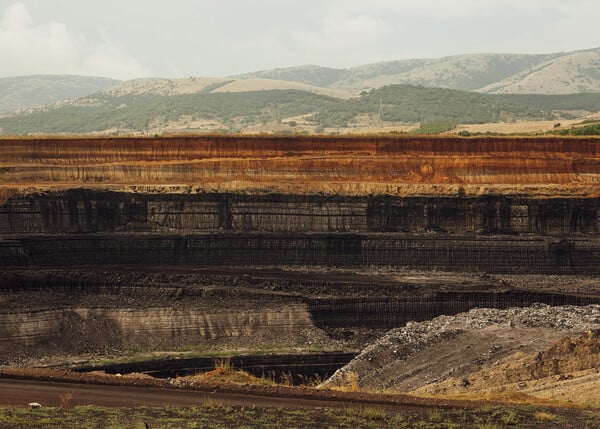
0;403;598;429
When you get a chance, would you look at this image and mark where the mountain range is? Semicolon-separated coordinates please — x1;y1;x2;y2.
239;48;600;94
1;48;600;135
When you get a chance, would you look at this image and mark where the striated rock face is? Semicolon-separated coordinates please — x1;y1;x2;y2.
307;292;600;329
2;135;600;200
0;305;314;346
1;232;599;274
4;269;599;363
0;302;320;364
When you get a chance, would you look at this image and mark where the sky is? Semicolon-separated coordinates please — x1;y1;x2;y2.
1;0;599;80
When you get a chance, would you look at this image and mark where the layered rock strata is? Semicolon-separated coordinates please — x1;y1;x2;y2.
2;135;600;361
2;135;600;200
3;268;599;364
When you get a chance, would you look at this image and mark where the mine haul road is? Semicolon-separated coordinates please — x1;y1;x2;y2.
0;377;470;412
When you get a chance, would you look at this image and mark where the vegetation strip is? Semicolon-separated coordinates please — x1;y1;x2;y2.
3;85;600;134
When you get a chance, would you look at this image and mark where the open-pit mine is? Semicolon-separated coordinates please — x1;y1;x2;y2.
1;135;600;405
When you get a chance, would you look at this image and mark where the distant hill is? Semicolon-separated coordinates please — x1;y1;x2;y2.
234;65;351;88
2;83;599;135
0;89;336;135
212;78;352;99
0;75;120;114
346;53;558;92
99;77;228;97
477;49;600;94
238;49;600;94
96;76;352;99
2;47;599;119
309;85;597;127
236;53;560;93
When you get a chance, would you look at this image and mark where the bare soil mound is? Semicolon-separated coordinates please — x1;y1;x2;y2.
416;330;600;406
323;304;600;406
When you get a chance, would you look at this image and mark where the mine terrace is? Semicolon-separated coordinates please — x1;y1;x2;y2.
1;134;600;418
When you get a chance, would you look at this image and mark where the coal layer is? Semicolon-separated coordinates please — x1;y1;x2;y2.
2;191;600;274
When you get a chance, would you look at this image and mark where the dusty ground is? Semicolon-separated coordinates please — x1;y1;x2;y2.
3;373;599;428
1;364;599;429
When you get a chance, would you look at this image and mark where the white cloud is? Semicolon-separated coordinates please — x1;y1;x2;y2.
0;2;149;79
329;0;598;20
293;13;391;50
0;0;597;78
289;12;392;67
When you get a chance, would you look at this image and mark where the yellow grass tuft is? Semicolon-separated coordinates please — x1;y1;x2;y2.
534;411;559;422
59;391;73;410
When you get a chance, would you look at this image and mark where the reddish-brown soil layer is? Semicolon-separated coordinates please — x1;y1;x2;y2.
2;135;600;202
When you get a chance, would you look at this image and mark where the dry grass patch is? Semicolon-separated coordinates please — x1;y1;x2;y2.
328;370;361;393
180;358;271;385
59;391;73;410
535;411;561;422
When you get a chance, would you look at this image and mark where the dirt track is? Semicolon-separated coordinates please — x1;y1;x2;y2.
0;375;475;412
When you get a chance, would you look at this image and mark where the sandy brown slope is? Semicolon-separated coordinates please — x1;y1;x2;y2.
322;305;600;406
415;330;600;406
212;78;352;98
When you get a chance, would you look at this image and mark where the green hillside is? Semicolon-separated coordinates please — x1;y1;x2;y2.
311;85;572;127
0;90;336;134
2;84;600;135
506;93;600;112
234;65;350;88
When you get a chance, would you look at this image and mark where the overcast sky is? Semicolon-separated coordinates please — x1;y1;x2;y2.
1;0;599;80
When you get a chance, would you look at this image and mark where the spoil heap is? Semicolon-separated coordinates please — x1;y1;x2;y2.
323;305;600;395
